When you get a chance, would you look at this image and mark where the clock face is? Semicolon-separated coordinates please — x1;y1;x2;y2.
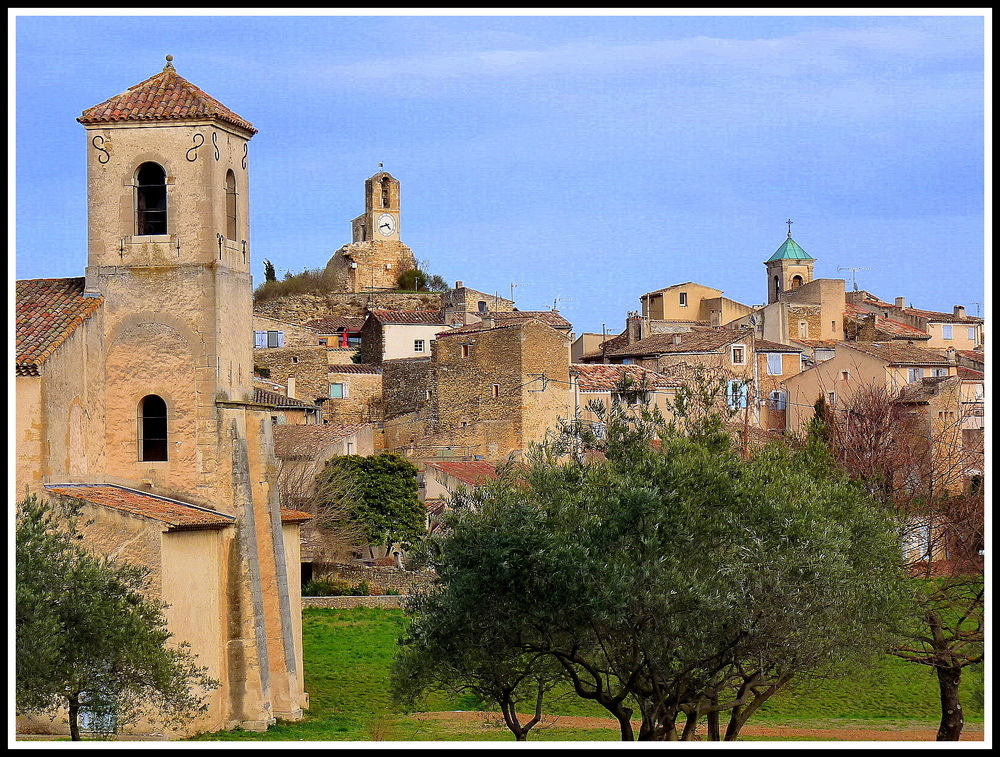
377;213;396;236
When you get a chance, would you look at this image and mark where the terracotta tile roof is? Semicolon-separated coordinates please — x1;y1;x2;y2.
794;339;840;349
492;311;572;329
273;423;367;460
956;349;985;361
44;483;235;530
895;375;960;403
754;339;804;353
845;304;932;339
957;366;984;380
895;305;983;324
306;316;366;333
605;329;752;358
16;278;103;373
368;309;444;325
78;62;256;134
280;507;313;524
253;387;318;409
842;341;953;365
425;460;498;486
572;363;682;391
328;363;382;374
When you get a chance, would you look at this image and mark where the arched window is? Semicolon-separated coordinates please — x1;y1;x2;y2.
139;395;168;461
135;162;167;235
225;170;238;240
380;177;391;208
773;275;781;300
791;275;804;288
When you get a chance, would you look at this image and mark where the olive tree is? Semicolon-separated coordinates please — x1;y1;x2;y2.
16;494;217;739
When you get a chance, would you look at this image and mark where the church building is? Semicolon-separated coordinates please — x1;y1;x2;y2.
15;57;308;736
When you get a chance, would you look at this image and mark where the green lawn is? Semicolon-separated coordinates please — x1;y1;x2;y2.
189;606;984;741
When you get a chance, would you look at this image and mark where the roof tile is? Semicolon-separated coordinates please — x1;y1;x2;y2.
45;483;234;530
16;278;103;372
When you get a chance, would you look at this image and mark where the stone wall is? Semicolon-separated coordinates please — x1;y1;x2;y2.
382;358;435;419
302;596;405;609
253;345;329;408
253;292;443;325
314;563;438;595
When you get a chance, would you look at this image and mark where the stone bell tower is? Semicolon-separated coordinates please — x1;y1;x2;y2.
324;169;417;292
77;56;306;731
764;220;816;304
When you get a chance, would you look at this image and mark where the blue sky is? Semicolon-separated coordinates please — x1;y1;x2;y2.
13;11;987;335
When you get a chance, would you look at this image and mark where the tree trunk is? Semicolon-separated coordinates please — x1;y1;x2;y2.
67;694;81;741
935;665;965;741
706;709;721;741
680;708;700;740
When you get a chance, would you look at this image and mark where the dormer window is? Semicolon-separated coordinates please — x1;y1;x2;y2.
135;162;167;235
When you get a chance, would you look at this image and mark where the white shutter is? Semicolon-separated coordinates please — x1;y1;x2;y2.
254;331;267;348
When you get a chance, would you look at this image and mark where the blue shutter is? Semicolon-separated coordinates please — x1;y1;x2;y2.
254;331;267;349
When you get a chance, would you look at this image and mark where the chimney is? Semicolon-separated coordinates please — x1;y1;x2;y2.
954;305;966;319
894;297;906;308
455;280;463;289
481;316;494;330
626;311;645;343
672;333;682;346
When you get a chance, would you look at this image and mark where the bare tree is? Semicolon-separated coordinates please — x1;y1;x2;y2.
811;379;984;740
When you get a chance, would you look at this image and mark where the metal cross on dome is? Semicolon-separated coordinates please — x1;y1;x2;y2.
786;219;793;238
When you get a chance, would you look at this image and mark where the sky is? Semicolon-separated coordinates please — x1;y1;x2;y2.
12;11;988;336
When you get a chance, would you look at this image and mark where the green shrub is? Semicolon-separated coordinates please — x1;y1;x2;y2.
303;578;353;597
349;581;370;597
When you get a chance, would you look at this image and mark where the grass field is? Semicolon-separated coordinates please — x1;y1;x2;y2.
189;606;984;742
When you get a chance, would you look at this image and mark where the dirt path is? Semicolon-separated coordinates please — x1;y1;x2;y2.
410;711;986;741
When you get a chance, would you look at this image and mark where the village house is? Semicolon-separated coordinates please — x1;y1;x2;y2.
846;292;985;352
640;281;754;328
305;315;365;349
783;341;956;435
357;308;449;364
569;363;684;427
15;59;308;735
382;317;573;461
440;281;516;326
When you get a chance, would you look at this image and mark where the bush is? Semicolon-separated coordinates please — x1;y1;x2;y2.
303;578;353;597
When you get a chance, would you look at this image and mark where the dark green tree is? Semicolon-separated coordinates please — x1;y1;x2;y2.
263;259;277;281
15;494;217;740
316;453;425;557
397;402;909;740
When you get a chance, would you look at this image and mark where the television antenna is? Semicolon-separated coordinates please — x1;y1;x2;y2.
509;282;523;303
971;302;982;317
837;266;872;291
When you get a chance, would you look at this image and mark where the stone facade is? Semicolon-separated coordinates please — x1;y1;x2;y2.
253;345;330;407
253;315;320;348
15;61;308;736
383;319;573;461
253;291;443;324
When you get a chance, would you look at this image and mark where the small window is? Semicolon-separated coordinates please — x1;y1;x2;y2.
840;371;850;381
769;390;787;410
225;170;238;240
942;324;953;340
766;353;783;375
135;162;167;235
827;391;837;406
908;368;925;383
968;326;977;341
254;331;267;349
414;339;425;353
491;384;500;399
461;344;471;358
329;383;346;399
932;367;948;377
478;301;489;314
791;275;804;288
139;394;168;461
798;322;808;339
266;331;285;348
726;380;748;410
319;338;328;346
291;356;299;364
679;292;688;307
731;345;746;365
425;389;432;400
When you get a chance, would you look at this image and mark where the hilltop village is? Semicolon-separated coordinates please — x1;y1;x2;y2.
14;60;985;738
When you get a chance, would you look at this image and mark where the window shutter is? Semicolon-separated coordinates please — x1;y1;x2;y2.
277;331;286;347
254;331;267;348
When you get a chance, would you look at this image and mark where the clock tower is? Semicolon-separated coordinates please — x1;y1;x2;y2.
325;170;417;292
